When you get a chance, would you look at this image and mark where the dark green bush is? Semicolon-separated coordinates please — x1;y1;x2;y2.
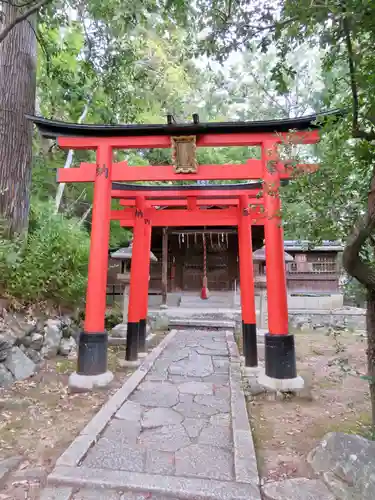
0;199;90;306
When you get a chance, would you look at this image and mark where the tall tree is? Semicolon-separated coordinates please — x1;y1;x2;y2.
0;2;43;235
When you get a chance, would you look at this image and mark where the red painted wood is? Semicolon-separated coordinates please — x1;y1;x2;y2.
140;220;152;322
118;198;264;207
127;197;146;323
119;199;245;207
112;159;263;181
58;163;97;183
57;130;319;151
58;160;318;183
84;144;113;333
238;195;256;324
114;207;264;226
263;141;289;335
187;197;197;210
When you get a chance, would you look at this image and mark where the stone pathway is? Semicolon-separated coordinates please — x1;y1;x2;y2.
41;329;260;500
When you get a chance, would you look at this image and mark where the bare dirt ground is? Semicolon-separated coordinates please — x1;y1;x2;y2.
0;332;167;500
244;329;371;484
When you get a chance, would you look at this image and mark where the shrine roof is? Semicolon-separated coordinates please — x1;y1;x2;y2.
111;180;287;192
284;240;343;252
27;110;343;139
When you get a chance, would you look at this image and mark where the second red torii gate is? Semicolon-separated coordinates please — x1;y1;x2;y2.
109;182;268;370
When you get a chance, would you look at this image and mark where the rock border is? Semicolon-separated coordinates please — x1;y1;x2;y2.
226;329;260;485
49;465;260;500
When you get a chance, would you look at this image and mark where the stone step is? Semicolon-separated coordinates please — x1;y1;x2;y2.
168;318;236;329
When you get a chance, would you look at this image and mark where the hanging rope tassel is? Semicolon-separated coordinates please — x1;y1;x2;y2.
200;233;209;300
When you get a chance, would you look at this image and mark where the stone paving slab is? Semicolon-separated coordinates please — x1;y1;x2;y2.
44;328;260;499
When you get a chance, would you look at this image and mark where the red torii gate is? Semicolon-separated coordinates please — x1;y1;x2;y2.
28;112;336;391
110;182;266;367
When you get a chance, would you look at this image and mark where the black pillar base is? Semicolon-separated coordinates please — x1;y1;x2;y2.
126;322;139;361
138;319;146;352
264;333;297;379
242;321;258;367
77;332;108;376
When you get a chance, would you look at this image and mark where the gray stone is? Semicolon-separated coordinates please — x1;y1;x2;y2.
84;440;145;472
120;494;173;500
210;413;231;426
58;336;77;356
21;335;32;348
182;418;208;438
74;489;120;500
40;486;74;500
198;423;232;449
3;312;35;342
169;351;214;377
152;314;169;331
3;346;36;380
175;443;234;480
177;381;213;395
138;424;191;452
0;455;23;482
130;381;179;408
194;394;230;413
214;385;231;398
29;332;44;351
145;449;175;475
111;323;127;338
213;358;230;373
201;373;230;385
49;464;259;500
195;347;228;356
0;334;12;361
68;370;114;392
42;318;63;358
102;419;141;446
115;400;142;422
141;407;183;428
25;348;43;364
262;478;335;500
0;364;14;387
308;432;375;500
173;399;220;418
11;465;47;482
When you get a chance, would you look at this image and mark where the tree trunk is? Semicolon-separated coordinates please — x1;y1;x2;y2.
0;5;37;236
343;165;375;431
367;289;375;432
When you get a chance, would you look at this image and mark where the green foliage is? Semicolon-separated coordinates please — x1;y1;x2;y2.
0;200;90;306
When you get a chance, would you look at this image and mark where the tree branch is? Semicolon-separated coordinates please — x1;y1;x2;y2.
342;13;359;133
342;214;375;288
0;0;52;44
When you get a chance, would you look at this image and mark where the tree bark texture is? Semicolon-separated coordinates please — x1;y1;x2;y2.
367;289;375;430
0;5;37;236
343;164;375;429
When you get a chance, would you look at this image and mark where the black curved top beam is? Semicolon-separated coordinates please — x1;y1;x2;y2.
26;109;344;139
111;180;289;192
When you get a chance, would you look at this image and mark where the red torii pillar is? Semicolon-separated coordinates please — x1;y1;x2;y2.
238;195;257;368
125;196;146;363
260;140;301;388
138;217;152;356
72;143;113;388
